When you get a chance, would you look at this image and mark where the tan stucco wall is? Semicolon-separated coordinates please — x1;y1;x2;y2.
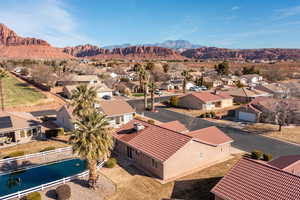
114;141;164;179
221;98;233;108
163;141;231;180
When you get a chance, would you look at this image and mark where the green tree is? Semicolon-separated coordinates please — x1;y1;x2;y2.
133;63;142;72
242;66;260;75
70;110;113;189
0;69;8;111
181;70;191;94
195;76;204;86
162;63;170;73
71;85;97;119
148;82;157;111
170;96;179;107
215;61;230;75
145;62;155;71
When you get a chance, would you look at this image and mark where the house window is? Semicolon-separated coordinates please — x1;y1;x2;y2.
151;159;158;168
200;153;203;158
27;129;32;137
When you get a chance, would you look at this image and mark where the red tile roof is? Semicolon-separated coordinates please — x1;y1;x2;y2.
211;157;300;200
186;92;232;103
188;126;233;146
113;119;192;162
160;120;188;133
268;155;300;170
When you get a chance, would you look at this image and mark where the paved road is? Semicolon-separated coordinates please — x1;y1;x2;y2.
128;99;300;158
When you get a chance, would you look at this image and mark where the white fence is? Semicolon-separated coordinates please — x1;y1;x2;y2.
0;160;105;200
0;147;73;165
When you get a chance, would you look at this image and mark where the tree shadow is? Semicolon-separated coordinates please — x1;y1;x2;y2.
169;177;222;200
45;189;56;199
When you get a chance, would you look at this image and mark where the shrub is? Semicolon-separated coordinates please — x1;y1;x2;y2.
162;100;169;105
7;151;25;158
23;192;41;200
170;96;179;107
56;184;71;200
57;128;65;136
251;150;263;160
147;119;155;124
210;112;216;119
40;146;56;152
263;153;273;161
105;157;117;168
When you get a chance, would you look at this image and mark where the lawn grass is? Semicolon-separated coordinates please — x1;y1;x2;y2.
2;75;47;107
246;123;300;145
101;154;243;200
132;93;144;97
0;136;70;159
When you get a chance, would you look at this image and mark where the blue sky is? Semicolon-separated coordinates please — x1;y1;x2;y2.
1;0;300;48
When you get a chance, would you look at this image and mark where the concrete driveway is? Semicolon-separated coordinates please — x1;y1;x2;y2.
128;99;300;159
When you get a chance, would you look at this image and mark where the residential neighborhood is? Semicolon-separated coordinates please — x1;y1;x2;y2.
0;1;300;200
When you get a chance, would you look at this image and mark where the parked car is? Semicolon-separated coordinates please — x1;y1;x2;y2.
102;95;112;100
154;89;162;95
190;86;202;91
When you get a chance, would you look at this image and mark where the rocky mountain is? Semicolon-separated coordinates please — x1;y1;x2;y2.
102;40;204;52
181;47;300;61
0;24;73;59
63;45;185;60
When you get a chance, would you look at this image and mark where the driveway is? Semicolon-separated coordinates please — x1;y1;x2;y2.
128;99;300;159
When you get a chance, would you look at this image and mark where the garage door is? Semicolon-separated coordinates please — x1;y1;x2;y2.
239;111;256;122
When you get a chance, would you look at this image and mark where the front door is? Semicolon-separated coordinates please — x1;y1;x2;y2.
127;146;133;159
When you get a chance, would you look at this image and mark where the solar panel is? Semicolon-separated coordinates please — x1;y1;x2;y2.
0;116;13;129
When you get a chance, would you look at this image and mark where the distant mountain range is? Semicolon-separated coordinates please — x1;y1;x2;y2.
103;40;204;52
1;23;300;61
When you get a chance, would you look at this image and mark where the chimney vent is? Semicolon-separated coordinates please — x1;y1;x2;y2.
134;123;145;131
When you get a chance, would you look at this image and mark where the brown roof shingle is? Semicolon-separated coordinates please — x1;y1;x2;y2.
211;157;300;200
113;119;192;162
268;155;300;170
188;126;233;146
160;121;188;133
98;100;135;117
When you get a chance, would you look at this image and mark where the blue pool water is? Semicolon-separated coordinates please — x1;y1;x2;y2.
0;158;86;197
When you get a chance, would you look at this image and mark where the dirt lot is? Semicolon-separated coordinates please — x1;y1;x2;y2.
101;154;243;200
246;123;300;145
0;136;70;159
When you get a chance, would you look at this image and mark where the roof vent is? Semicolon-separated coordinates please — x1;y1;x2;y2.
134;122;145;131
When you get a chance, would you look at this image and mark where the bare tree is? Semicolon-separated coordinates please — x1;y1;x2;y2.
31;65;57;87
266;100;297;131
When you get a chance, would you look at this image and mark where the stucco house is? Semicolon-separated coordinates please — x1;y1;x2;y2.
56;74;100;86
0;112;42;147
56;100;135;131
235;97;300;123
211;157;300;200
113;119;233;181
255;83;288;98
226;87;271;103
63;83;113;99
239;74;263;86
178;91;233;110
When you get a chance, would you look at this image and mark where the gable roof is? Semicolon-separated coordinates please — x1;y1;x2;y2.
183;92;232;103
188;126;233;146
160;121;188;133
227;87;270;97
0;111;41;132
113;119;192;162
98;100;135;117
211;157;300;200
64;83;112;94
268;155;300;170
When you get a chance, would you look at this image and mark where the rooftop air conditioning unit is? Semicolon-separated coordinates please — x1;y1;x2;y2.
134;123;145;131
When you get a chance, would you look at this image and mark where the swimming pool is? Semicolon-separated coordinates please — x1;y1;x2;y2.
0;158;86;198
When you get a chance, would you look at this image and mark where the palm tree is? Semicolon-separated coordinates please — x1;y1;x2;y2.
148;82;157;111
142;70;149;110
181;70;190;94
0;69;8;111
70;110;113;189
71;84;97;119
